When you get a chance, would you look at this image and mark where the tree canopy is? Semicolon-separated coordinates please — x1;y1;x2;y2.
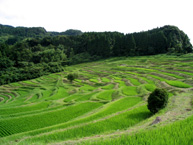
148;88;169;114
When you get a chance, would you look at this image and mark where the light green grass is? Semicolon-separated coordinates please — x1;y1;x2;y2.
0;97;142;140
20;105;151;144
47;87;69;100
128;78;141;86
139;76;155;84
74;79;82;83
42;90;52;99
166;80;192;88
0;95;8;104
22;81;37;85
114;80;126;87
89;78;99;83
95;90;114;101
149;74;166;81
144;84;156;92
102;84;114;89
160;72;184;79
0;102;50;116
10;83;22;87
82;114;193;145
0;102;102;137
112;76;122;80
101;77;110;83
122;86;138;96
79;85;96;92
175;70;193;76
63;94;82;102
75;92;97;102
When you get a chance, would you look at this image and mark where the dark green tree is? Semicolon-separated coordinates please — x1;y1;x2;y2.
126;34;136;56
147;88;168;114
67;73;78;83
133;32;149;55
182;34;192;53
112;34;124;56
0;57;14;69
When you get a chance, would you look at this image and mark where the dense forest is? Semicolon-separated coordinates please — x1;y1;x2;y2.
0;24;192;85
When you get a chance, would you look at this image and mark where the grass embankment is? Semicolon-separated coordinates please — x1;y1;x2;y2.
82;115;193;145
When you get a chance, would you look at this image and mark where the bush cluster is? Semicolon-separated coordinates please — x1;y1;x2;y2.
147;88;168;114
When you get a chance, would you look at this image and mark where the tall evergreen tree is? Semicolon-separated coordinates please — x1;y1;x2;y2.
125;34;136;56
182;34;192;53
112;34;124;56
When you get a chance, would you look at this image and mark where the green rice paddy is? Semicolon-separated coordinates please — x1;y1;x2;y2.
0;54;193;144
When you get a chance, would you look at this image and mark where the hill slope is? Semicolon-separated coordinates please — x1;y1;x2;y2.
0;54;192;144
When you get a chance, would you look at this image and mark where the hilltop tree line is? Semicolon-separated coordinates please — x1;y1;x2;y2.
0;25;192;85
0;24;82;45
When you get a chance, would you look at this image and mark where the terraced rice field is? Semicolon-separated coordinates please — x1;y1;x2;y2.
0;54;193;144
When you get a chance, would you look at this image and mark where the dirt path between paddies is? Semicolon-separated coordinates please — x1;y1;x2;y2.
24;94;34;102
17;102;145;144
149;76;180;92
0;97;5;102
122;78;133;86
30;80;42;86
0;93;13;103
113;83;119;89
98;78;102;83
0;91;19;99
161;81;193;92
151;72;176;80
50;92;193;145
0;90;11;93
0;85;19;91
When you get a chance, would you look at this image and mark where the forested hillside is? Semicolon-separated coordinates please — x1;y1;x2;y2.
0;24;192;85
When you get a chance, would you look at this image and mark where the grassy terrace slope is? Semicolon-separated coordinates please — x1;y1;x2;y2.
0;54;193;144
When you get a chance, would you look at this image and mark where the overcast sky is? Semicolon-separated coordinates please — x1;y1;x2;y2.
0;0;192;44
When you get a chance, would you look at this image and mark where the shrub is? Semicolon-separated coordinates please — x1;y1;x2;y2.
67;73;78;82
147;88;168;114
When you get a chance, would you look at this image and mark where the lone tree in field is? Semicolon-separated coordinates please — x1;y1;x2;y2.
67;73;78;83
147;88;168;114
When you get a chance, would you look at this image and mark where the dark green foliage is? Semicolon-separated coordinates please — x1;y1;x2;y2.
182;34;192;53
60;29;83;36
0;24;47;38
112;33;125;56
67;73;78;82
125;34;136;56
0;24;82;42
0;57;14;69
49;29;83;36
147;88;169;114
0;42;10;56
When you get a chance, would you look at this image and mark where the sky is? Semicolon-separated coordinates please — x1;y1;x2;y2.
0;0;193;44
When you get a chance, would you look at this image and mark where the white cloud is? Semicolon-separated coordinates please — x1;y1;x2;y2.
0;0;193;44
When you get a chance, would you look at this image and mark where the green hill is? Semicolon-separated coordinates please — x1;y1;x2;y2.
0;24;192;86
0;54;192;144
